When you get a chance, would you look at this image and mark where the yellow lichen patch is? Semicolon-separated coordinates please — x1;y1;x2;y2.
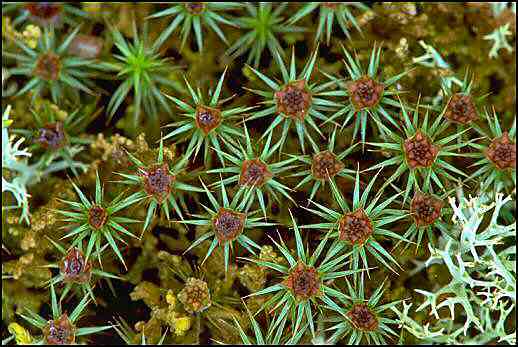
8;323;33;345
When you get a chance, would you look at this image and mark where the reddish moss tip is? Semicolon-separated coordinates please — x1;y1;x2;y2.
410;191;444;227
34;52;62;81
88;205;108;230
239;159;273;187
25;3;63;25
43;314;76;345
404;130;439;169
347;76;384;111
284;262;321;301
311;150;345;180
195;105;223;135
36;122;67;150
275;80;312;121
444;93;478;124
139;163;175;203
60;247;92;284
212;208;245;242
347;304;379;332
339;208;373;245
486;132;516;170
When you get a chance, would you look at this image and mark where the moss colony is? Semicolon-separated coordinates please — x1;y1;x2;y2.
2;2;516;345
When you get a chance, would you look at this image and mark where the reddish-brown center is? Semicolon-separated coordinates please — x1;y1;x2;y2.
444;94;478;124
311;150;345;180
25;3;63;22
284;262;321;300
274;80;312;121
212;208;245;242
60;248;92;284
239;159;272;187
486;132;516;170
195;105;222;135
347;76;384;111
139;163;174;203
347;304;379;332
88;205;108;230
185;2;206;14
410;191;444;227
404;130;439;169
34;53;61;81
43;314;76;345
338;208;373;245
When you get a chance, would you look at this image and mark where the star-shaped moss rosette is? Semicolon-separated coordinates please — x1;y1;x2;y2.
2;3;89;28
115;138;204;232
384;186;454;252
469;108;516;193
326;275;401;344
17;281;113;344
55;171;145;270
246;47;341;154
43;237;122;304
97;21;183;129
242;210;361;341
207;123;298;218
287;2;370;45
288;127;359;201
181;180;275;272
301;169;411;274
225;2;306;67
2;25;100;104
366;99;475;204
147;2;242;52
162;68;254;165
324;44;412;145
17;100;102;177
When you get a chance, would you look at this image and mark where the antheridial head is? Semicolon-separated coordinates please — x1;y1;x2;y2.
486;132;516;170
177;277;212;313
347;304;379;332
275;80;312;121
346;76;385;111
195;105;223;135
60;247;92;284
322;2;339;9
311;150;345;180
88;205;108;230
139;163;174;203
239;159;273;187
444;93;478;124
339;208;373;245
410;191;444;227
25;3;63;26
284;262;321;301
404;130;439;169
185;2;206;15
33;52;62;81
212;208;245;242
43;314;76;345
35;122;67;150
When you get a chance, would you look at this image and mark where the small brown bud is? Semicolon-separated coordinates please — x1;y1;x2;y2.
88;205;108;230
25;3;63;26
60;248;92;284
410;191;444;227
486;132;516;170
283;262;321;301
185;2;206;15
139;163;175;203
444;94;478;124
239;159;273;187
195;105;223;135
35;122;67;150
212;208;245;242
346;76;385;111
34;53;61;81
347;304;378;332
42;314;76;345
275;80;312;121
177;278;211;313
404;130;439;169
311;150;345;180
338;208;373;245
